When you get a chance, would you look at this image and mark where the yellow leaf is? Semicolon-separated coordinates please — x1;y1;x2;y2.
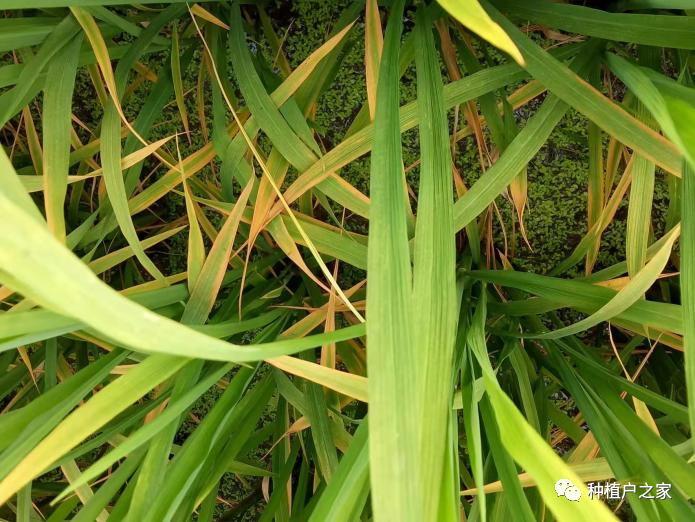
190;4;230;30
437;0;524;66
268;356;368;403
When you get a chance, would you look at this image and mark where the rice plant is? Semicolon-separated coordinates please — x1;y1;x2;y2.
0;0;694;520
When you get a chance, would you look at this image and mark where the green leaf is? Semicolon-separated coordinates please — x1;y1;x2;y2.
412;8;458;517
0;16;79;126
494;0;695;49
682;159;695;455
472;268;683;335
606;52;695;169
366;0;420;519
0;17;59;52
171;21;190;139
99;100;166;281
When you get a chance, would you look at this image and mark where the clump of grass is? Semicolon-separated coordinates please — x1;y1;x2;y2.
0;1;694;521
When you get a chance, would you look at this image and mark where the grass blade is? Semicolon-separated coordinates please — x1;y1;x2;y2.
412;8;458;517
42;33;82;242
365;0;420;518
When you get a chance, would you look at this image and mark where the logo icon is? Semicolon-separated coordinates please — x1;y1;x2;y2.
555;479;581;501
565;486;581;501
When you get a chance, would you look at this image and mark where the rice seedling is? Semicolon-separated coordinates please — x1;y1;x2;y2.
0;0;694;520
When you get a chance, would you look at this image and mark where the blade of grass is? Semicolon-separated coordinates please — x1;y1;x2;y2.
267;356;367;403
683;160;695;456
42;33;82;242
0;17;59;52
99;100;166;281
0;15;79;126
171;21;190;141
473;268;682;335
412;8;458;518
494;0;695;49
366;0;421;519
585;65;603;274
